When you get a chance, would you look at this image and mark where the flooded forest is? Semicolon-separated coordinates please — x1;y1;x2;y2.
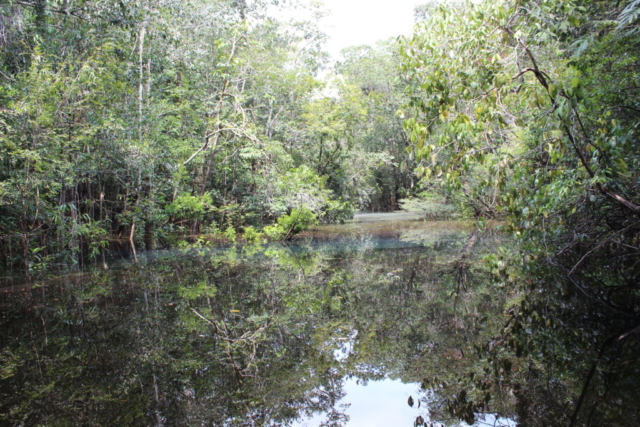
1;1;639;426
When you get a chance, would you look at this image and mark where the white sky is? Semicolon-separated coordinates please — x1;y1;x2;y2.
319;0;423;59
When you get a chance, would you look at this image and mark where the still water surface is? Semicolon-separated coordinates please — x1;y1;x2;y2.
1;213;513;426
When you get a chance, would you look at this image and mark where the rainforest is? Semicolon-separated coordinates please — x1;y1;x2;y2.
1;0;639;426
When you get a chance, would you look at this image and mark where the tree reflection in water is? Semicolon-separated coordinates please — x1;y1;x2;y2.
2;216;621;426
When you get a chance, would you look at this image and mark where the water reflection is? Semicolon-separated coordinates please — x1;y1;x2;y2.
294;378;422;427
294;378;516;427
1;216;510;426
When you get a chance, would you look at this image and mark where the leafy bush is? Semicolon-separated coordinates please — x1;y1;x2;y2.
262;224;286;240
276;207;318;238
223;226;237;242
262;207;319;241
242;226;263;243
166;193;213;221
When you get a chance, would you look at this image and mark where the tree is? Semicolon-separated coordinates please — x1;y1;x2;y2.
337;40;416;211
401;0;640;424
0;0;339;269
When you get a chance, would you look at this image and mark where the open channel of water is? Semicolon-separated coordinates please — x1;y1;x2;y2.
1;213;515;426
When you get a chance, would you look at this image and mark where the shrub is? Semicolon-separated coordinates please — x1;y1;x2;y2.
262;224;286;240
166;193;213;221
276;207;318;238
242;226;263;243
223;226;236;242
262;207;319;241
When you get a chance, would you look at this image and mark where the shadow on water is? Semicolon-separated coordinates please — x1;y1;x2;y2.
1;214;515;426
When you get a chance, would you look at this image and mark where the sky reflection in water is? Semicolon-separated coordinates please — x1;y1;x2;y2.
294;377;516;427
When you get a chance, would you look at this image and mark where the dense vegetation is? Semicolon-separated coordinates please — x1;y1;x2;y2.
401;0;640;425
0;0;413;271
1;0;640;425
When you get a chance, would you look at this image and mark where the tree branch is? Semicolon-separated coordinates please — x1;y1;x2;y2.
506;25;640;216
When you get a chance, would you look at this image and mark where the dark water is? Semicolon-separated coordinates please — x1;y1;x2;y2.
0;214;514;426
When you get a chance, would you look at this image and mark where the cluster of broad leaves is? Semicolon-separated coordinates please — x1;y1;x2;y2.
0;0;413;271
401;0;640;425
